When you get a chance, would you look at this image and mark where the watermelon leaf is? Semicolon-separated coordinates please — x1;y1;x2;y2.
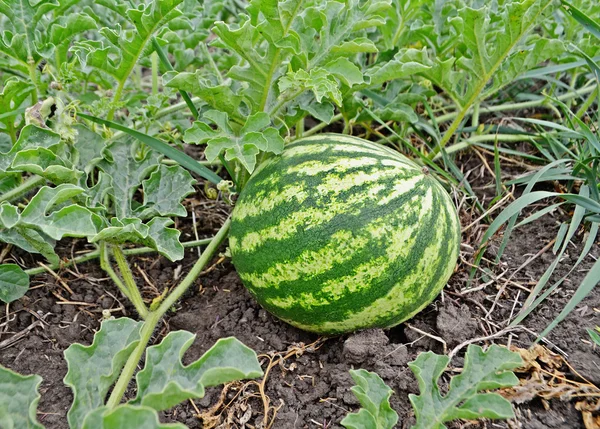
81;405;185;429
279;68;344;107
0;226;58;265
70;0;186;83
0;125;63;172
137;165;195;219
64;318;144;429
0;365;44;429
96;140;161;220
0;264;29;303
408;345;523;429
185;111;284;173
0;184;103;241
0;0;96;75
0;123;84;186
381;0;562;106
164;70;244;114
341;369;398;429
198;0;389;118
132;332;263;411
0;80;33;132
90;217;184;262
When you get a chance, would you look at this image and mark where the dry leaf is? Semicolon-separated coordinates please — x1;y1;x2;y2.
504;345;600;425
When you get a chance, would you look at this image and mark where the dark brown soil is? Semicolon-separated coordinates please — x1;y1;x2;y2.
1;172;599;429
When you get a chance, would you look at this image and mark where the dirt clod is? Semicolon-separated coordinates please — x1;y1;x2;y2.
343;329;389;364
436;303;477;347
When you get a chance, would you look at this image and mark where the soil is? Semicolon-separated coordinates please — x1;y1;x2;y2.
1;156;599;429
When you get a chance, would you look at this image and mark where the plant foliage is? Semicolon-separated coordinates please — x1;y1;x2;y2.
1;317;263;429
408;345;523;429
1;0;599;426
341;369;398;429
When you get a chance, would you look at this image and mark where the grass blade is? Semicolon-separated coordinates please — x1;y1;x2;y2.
561;0;600;40
511;117;583;135
537;256;600;339
78;113;223;185
151;37;238;190
512;186;590;324
151;38;200;120
513;203;564;229
519;56;600;79
493;159;571;263
512;222;599;327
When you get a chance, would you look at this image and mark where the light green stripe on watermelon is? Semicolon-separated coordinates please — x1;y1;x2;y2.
265;189;433;306
229;134;461;335
240;187;431;291
234;174;423;252
278;192;458;333
248;136;419;191
233;156;384;221
239;229;370;289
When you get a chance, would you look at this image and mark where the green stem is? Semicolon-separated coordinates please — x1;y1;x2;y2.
472;102;480;128
199;43;223;85
302;113;343;138
435;83;598;124
135;65;143;91
575;86;599;119
27;60;39;104
156;97;200;119
7;122;17;145
105;310;161;409
237;167;251;191
151;51;159;96
55;47;67;75
24;238;215;276
295;118;304;139
107;80;125;121
155;217;231;315
268;89;304;118
258;0;304;112
105;217;231;409
100;242;134;303
568;70;579;107
432;134;540;160
0;176;45;203
112;245;149;319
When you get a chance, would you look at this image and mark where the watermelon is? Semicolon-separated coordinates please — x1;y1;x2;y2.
229;134;460;335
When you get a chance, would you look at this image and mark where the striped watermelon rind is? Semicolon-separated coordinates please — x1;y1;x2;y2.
229;134;461;335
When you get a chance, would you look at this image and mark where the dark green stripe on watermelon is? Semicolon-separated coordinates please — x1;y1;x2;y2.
229;135;460;334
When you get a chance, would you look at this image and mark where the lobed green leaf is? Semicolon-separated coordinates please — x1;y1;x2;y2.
137;165;195;219
186;111;284;173
132;332;263;411
81;405;185;429
64;318;144;429
341;369;398;429
0;365;43;429
408;345;523;429
71;0;187;82
0;264;29;304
